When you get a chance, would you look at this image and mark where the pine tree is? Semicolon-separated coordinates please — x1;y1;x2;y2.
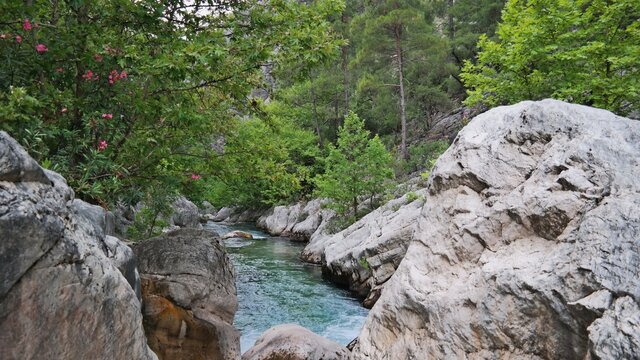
314;112;394;220
351;0;451;157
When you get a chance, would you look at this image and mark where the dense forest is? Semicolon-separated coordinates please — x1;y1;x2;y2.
1;0;638;238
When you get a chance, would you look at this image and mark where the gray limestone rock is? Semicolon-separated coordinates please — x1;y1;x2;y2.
103;235;142;300
353;100;640;359
257;199;334;242
588;297;640;359
0;131;51;184
134;228;239;360
171;196;201;228
301;192;425;306
241;324;350;360
72;199;113;238
213;206;234;222
0;132;156;360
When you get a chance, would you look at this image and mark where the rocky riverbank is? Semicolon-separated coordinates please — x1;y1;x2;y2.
0;132;157;359
0;131;245;359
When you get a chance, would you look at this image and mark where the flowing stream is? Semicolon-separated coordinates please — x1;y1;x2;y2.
205;222;368;352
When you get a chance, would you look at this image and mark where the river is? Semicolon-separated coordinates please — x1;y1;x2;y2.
205;222;368;352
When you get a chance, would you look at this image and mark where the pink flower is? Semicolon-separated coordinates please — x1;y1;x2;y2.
0;34;7;40
108;69;120;84
94;54;103;62
120;70;127;78
101;113;113;119
190;173;201;180
98;140;108;151
82;70;98;81
61;108;68;113
23;19;32;31
15;35;22;43
35;44;48;53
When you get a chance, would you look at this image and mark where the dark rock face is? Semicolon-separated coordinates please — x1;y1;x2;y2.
353;100;640;359
0;131;156;360
242;324;350;360
134;228;239;360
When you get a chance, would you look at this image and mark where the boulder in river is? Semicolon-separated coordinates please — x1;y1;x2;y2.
213;206;234;222
134;228;239;360
222;230;254;239
353;100;640;359
0;131;156;359
242;324;350;360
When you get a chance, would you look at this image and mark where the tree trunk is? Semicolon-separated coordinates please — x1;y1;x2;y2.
352;196;358;220
448;0;455;39
310;84;324;149
394;26;408;160
341;12;350;123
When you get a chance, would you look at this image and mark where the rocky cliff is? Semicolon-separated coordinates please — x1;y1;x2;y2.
301;191;425;307
353;100;640;359
0;132;157;359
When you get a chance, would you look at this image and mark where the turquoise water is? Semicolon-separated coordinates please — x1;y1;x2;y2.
205;222;368;352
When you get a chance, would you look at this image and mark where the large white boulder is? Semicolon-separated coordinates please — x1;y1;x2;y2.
353;100;640;359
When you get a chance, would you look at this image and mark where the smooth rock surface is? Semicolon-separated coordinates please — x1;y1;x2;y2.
353;100;640;359
241;324;350;360
222;230;254;239
171;196;201;228
0;131;156;360
213;207;234;222
134;228;239;360
258;199;334;242
72;198;115;237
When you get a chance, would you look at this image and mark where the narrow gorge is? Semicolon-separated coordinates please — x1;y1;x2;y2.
2;100;639;359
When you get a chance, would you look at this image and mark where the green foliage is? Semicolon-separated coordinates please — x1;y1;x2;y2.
126;188;175;241
205;103;323;208
0;0;343;210
405;191;419;203
358;256;370;269
314;112;394;221
462;0;640;115
351;0;454;136
430;0;507;96
405;140;449;173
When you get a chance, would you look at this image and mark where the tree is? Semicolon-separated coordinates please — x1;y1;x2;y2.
206;102;323;208
429;0;506;97
351;0;452;157
461;0;640;115
0;0;343;207
314;112;394;221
